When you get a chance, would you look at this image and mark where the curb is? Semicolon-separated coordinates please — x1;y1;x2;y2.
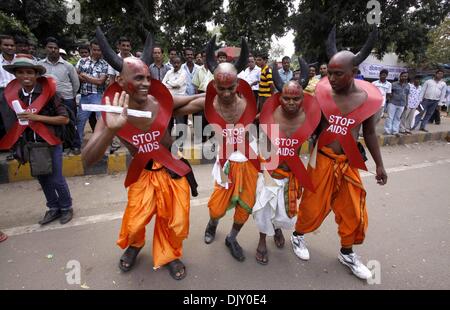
1;130;449;184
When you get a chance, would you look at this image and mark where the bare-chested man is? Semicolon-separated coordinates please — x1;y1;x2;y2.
291;27;388;280
82;28;204;280
174;61;260;262
253;80;320;265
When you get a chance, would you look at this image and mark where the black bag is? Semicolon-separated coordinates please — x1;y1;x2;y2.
27;142;54;177
12;137;30;165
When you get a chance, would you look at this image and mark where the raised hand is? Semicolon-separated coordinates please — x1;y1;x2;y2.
105;91;129;132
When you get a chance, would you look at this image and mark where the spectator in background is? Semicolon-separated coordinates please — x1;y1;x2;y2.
39;37;80;153
192;51;213;143
107;37;132;86
165;55;189;147
75;44;97;133
372;69;392;123
414;69;447;131
166;47;178;69
384;71;409;136
256;52;273;112
162;56;187;96
400;75;421;134
195;51;203;66
135;51;143;58
149;46;171;82
217;51;228;63
354;68;365;80
446;80;450;117
292;69;301;81
278;56;293;84
78;45;90;59
59;48;68;61
14;36;31;55
318;63;328;79
76;39;108;149
0;34;16;140
304;65;320;95
238;55;261;100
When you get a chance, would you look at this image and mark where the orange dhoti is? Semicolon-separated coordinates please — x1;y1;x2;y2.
208;158;258;224
117;161;190;268
295;147;367;247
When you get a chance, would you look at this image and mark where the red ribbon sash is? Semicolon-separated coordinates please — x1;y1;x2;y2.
204;79;260;171
0;77;61;150
102;80;191;188
260;93;321;192
316;78;382;170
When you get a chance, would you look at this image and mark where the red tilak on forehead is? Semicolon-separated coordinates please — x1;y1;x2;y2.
216;72;236;86
283;85;302;97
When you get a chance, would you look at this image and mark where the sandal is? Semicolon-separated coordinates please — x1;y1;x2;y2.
165;259;187;280
255;248;269;265
274;229;285;249
118;246;142;272
0;231;7;243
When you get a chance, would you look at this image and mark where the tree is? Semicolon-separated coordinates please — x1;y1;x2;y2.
425;17;450;66
159;0;223;53
0;0;73;48
292;0;450;65
220;0;294;53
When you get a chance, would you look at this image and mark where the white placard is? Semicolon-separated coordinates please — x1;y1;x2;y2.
12;100;29;125
81;104;152;119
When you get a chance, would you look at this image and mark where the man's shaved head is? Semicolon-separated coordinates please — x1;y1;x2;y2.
329;51;355;72
214;63;238;87
327;51;356;92
280;80;303;115
118;57;151;105
213;63;238;105
282;80;303;98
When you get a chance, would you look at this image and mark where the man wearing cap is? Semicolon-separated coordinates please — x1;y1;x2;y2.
39;37;80;153
0;54;74;225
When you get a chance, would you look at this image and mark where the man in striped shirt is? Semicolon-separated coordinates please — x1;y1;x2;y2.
256;53;273;112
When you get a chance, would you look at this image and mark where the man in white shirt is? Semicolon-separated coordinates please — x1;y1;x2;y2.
414;69;447;132
400;75;421;134
162;56;187;96
278;56;293;85
107;37;133;86
238;55;261;100
372;69;392;123
0;35;15;140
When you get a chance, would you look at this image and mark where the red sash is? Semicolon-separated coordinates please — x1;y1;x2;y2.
204;79;260;171
102;80;191;188
260;93;321;192
316;78;382;170
0;77;61;150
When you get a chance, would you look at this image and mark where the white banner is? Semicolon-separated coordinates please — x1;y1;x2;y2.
359;62;408;80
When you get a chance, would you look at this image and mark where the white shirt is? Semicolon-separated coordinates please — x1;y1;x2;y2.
0;53;15;88
238;66;261;91
181;63;200;95
419;78;447;103
372;80;392;107
162;68;187;96
107;53;134;77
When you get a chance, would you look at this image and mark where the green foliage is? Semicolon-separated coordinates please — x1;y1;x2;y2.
425;17;450;65
220;0;294;53
292;0;450;65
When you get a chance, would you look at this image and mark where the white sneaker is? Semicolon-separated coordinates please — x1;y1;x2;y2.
338;252;372;280
290;235;310;260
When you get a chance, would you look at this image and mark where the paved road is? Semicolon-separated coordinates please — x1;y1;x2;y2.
0;141;449;290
